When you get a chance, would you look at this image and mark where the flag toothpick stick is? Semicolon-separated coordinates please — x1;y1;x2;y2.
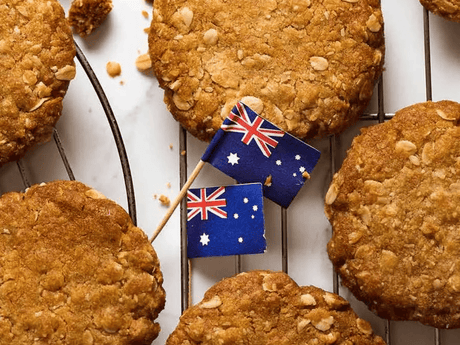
150;159;206;243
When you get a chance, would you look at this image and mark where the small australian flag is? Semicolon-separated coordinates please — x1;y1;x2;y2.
187;183;266;258
201;102;321;208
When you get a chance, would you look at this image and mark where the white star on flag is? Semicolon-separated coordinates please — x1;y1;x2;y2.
200;233;210;246
227;152;240;165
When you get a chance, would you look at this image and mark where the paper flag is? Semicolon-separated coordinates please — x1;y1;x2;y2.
201;102;321;208
186;183;266;258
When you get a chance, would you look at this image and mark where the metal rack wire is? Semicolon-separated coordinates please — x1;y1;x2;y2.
177;6;444;345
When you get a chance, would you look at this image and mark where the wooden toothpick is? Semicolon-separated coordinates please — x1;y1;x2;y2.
150;160;206;243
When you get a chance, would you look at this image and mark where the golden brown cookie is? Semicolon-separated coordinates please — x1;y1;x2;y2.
325;100;460;328
419;0;460;22
68;0;113;37
0;0;76;167
0;180;165;344
166;270;385;344
148;0;385;142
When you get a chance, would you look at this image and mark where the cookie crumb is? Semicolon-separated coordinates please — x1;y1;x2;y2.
142;10;149;18
68;0;113;37
166;182;171;188
302;171;311;179
180;150;186;156
106;61;121;77
264;175;272;187
169;144;174;150
159;195;170;206
135;53;152;71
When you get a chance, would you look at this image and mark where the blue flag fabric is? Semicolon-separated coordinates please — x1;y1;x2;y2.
201;102;321;208
187;183;266;258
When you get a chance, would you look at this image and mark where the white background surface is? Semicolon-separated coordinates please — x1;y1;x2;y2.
2;0;460;344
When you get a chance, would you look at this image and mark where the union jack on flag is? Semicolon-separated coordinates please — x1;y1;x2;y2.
187;184;266;258
201;101;321;208
222;102;285;158
187;186;227;221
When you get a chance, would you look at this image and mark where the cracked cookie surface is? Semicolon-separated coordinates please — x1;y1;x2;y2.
148;0;384;142
0;180;165;344
325;100;460;328
167;270;385;344
419;0;460;22
0;0;76;167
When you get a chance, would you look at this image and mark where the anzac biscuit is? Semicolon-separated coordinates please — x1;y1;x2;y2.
0;0;76;167
166;270;385;344
0;180;165;344
419;0;460;22
325;101;460;328
148;0;385;142
68;0;113;37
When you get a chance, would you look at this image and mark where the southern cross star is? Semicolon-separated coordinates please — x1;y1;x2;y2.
200;233;210;246
227;152;240;165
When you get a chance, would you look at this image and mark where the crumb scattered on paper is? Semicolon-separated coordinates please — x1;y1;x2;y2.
166;182;171;188
142;10;149;18
106;61;121;77
169;144;173;150
135;53;152;71
159;194;170;206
